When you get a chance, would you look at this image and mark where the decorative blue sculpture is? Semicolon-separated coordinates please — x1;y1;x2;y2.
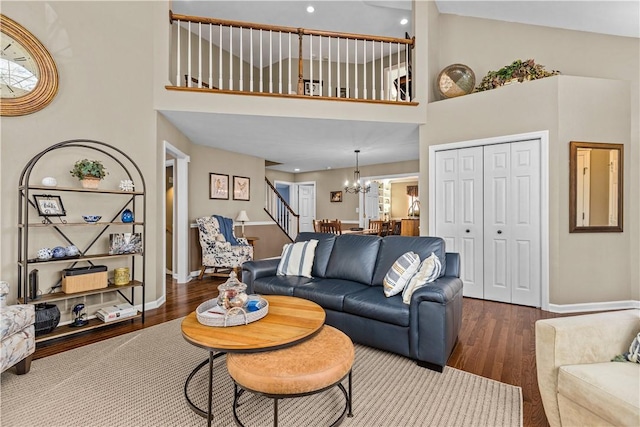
52;246;66;258
121;209;134;223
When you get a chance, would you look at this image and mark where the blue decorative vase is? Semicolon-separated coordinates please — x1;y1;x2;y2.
121;209;134;223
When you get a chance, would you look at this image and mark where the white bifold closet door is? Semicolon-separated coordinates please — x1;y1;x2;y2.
434;140;541;307
434;147;484;299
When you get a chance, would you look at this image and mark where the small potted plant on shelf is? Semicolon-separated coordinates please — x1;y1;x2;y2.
70;159;108;189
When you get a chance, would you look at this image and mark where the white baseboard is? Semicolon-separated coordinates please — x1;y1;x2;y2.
548;300;640;313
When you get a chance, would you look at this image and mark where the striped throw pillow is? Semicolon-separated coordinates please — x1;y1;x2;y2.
383;251;421;297
402;252;442;304
276;239;319;278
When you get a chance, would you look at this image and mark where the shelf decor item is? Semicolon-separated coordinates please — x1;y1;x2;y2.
70;159;108;189
41;177;57;187
33;194;66;217
436;64;476;99
82;215;101;223
52;246;66;258
475;59;560;92
34;303;61;336
109;233;142;255
119;179;135;192
121;209;134;223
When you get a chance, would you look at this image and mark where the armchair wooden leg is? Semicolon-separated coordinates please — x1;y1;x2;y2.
15;355;32;375
198;266;206;280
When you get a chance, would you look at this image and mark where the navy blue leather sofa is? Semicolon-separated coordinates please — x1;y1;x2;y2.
242;232;464;372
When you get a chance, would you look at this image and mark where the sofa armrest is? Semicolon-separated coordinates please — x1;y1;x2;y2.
408;276;464;369
535;309;640;427
241;259;280;293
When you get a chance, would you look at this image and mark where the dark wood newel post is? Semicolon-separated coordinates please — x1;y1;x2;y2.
297;29;304;95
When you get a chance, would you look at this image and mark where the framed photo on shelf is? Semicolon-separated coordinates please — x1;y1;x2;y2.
209;173;229;200
233;176;250;201
330;191;343;203
109;233;143;255
304;79;323;96
33;194;66;217
336;87;347;98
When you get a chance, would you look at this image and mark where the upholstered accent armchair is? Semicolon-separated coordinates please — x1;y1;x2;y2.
1;282;35;375
196;216;253;280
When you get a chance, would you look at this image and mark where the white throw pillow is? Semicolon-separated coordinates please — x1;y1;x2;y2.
402;252;442;304
276;240;319;278
383;251;421;297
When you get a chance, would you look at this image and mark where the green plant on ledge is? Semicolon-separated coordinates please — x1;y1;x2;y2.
475;59;560;92
70;159;108;180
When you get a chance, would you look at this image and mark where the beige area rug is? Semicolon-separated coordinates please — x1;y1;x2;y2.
1;319;522;427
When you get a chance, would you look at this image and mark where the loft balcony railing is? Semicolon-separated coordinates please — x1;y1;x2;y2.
167;11;416;105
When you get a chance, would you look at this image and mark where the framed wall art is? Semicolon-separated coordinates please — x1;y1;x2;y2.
336;87;347;98
304;79;323;96
330;191;343;202
209;173;229;200
109;233;143;255
33;194;66;217
233;176;250;201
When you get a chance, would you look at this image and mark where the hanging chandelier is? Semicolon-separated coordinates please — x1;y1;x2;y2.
344;150;371;194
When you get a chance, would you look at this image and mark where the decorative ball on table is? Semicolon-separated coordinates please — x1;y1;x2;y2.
37;248;52;260
52;246;66;258
436;64;476;99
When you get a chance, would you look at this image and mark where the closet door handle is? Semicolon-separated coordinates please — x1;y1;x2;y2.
465;229;470;233
497;230;503;234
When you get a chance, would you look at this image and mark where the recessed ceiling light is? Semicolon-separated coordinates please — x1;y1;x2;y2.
326;166;332;170
307;6;315;13
294;168;300;172
400;18;408;25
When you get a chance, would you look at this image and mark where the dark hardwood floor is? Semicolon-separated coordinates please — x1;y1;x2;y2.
35;276;564;427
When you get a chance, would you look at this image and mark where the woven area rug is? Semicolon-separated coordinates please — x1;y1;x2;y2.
1;318;522;426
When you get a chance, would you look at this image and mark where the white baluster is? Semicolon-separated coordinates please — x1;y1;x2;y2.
380;41;383;100
229;26;233;90
278;31;282;94
363;39;367;99
371;40;375;100
319;35;322;96
209;24;212;89
176;20;180;87
396;42;400;101
346;39;349;97
250;28;254;92
310;35;313;94
355;38;358;98
239;27;243;91
288;32;292;94
269;30;273;93
405;44;409;101
187;21;191;87
198;23;202;88
337;37;340;97
218;25;223;89
259;29;263;93
328;36;332;97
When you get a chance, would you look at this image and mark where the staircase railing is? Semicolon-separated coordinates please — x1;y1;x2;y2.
264;178;298;241
168;11;414;104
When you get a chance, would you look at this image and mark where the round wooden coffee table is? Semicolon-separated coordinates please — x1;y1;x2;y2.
181;295;325;426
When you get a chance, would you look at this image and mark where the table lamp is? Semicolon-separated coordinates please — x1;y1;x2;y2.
236;210;250;237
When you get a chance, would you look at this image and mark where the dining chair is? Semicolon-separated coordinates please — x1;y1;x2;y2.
319;220;342;234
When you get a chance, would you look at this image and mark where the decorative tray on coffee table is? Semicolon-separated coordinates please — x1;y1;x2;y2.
196;296;269;327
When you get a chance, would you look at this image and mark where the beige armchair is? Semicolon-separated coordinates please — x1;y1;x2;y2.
535;309;640;427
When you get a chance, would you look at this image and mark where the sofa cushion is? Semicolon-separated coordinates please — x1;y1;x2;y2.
372;236;447;286
343;287;410;327
402;252;442;304
277;240;318;278
558;361;640;427
253;276;316;296
325;235;381;285
292;279;370;312
295;232;336;278
383;251;420;297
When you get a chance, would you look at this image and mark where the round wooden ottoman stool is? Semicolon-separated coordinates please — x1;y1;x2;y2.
226;325;354;427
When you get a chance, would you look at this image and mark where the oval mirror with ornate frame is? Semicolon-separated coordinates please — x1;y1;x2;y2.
569;141;623;233
0;14;59;116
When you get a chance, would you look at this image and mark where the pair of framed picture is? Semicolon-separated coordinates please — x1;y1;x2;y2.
209;173;250;201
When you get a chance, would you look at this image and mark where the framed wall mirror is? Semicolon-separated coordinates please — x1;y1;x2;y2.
569;141;623;233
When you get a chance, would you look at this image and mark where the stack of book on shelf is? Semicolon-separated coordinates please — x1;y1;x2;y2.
96;303;138;323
